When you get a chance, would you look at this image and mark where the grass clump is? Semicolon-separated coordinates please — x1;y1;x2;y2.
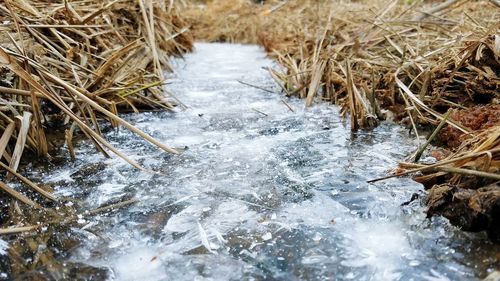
0;0;193;277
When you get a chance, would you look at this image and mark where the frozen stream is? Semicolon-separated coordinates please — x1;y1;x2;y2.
38;43;498;280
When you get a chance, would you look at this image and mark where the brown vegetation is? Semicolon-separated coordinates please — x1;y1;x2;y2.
0;0;192;277
0;0;193;202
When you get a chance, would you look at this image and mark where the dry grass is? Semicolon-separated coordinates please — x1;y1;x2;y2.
184;0;498;127
0;0;193;277
0;0;193;201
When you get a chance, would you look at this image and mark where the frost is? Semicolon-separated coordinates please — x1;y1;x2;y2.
197;222;213;253
261;232;273;241
0;239;8;255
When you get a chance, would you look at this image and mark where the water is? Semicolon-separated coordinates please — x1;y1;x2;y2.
36;43;498;280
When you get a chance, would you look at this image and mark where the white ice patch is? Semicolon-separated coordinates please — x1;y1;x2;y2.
113;248;165;281
280;192;350;227
164;204;205;233
0;239;8;255
99;183;127;195
341;221;413;281
206;201;259;232
48;169;75;183
90;183;127;206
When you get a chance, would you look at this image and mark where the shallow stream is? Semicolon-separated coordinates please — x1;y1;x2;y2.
29;43;499;280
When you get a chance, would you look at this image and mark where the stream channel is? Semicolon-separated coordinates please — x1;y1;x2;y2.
24;43;500;280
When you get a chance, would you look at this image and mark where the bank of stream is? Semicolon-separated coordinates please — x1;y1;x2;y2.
13;43;500;280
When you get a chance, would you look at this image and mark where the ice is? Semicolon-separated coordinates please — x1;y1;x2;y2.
48;169;75;183
262;232;273;241
113;247;166;281
0;239;7;255
164;204;206;233
341;221;412;280
37;43;494;280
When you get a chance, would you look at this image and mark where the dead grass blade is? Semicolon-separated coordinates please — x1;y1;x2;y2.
8;112;31;175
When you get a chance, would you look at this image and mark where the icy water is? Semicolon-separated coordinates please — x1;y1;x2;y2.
34;43;498;280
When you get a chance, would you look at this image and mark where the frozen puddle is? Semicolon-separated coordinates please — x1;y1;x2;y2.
40;43;497;280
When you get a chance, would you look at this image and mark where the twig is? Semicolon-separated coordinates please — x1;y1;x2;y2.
0;180;39;208
489;0;500;8
84;198;138;216
413;109;452;163
436;166;500;181
367;147;500;183
251;108;269;117
281;99;294;112
259;1;288;16
0;161;56;201
413;0;461;21
237;79;275;94
0;225;41;235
